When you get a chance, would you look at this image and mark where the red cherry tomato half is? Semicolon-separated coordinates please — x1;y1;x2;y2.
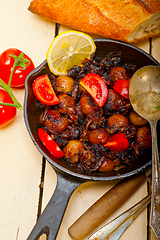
113;79;130;99
0;48;35;87
32;75;59;105
38;128;64;158
0;89;17;127
80;73;108;107
103;133;129;151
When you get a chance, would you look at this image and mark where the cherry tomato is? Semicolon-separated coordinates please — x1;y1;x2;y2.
103;133;129;151
0;89;17;127
33;75;59;105
113;79;130;99
80;73;108;107
0;48;35;87
38;128;64;158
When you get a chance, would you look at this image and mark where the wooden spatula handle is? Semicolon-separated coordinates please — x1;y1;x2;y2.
68;172;147;240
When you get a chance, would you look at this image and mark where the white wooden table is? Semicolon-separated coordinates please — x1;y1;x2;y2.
0;1;159;240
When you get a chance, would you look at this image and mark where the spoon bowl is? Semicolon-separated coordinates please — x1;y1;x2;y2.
129;65;160;238
129;66;160;121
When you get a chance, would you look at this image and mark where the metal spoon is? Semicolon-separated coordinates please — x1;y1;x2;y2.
129;65;160;238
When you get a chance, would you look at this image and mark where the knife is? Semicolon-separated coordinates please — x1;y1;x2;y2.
68;167;151;240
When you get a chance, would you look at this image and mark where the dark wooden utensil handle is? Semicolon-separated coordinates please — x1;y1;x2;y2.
68;171;147;240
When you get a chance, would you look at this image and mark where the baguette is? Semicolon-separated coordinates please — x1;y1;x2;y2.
28;0;160;42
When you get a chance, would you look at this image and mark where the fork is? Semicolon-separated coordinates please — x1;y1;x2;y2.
88;193;151;240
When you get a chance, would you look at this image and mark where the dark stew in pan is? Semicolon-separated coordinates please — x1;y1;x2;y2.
33;51;152;174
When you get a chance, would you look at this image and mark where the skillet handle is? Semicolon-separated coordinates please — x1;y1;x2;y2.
27;170;82;240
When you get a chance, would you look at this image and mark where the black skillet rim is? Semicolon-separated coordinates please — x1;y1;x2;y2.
24;38;160;181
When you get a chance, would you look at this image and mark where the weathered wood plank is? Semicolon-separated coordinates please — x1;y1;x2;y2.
0;1;55;239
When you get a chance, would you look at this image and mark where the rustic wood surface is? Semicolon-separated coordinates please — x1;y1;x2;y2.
0;1;159;239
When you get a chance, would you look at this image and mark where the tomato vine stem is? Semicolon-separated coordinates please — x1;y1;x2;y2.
0;52;31;110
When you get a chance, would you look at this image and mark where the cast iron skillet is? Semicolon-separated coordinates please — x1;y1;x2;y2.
24;39;160;240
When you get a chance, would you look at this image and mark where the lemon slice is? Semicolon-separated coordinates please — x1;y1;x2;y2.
46;31;96;75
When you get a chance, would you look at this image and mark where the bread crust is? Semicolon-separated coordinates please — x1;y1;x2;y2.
28;0;160;42
135;0;160;13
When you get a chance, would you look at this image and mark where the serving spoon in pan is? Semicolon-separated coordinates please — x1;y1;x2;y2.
129;65;160;238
